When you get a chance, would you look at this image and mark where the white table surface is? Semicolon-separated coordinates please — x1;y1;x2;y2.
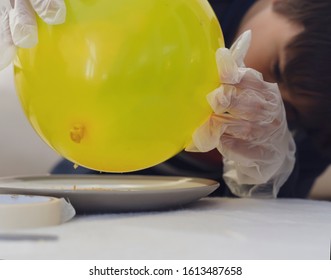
0;197;330;260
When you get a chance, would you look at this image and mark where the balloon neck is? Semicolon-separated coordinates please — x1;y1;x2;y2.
70;124;85;143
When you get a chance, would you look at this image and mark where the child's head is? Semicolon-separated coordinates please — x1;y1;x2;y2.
273;0;331;155
236;0;331;156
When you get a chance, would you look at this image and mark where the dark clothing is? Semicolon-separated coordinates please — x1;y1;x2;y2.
278;132;330;198
51;0;331;198
208;0;256;46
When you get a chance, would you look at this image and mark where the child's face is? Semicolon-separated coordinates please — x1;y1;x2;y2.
235;1;304;124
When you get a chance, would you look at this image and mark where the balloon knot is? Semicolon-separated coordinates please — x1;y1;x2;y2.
70;124;85;143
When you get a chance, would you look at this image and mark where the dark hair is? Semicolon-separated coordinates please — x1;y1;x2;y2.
273;0;331;156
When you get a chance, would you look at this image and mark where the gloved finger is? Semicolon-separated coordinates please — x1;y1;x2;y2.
0;3;16;70
219;134;285;185
217;114;281;142
216;48;240;84
237;69;279;101
208;83;280;123
185;114;224;152
9;0;37;48
187;108;282;153
237;73;285;122
29;0;66;24
215;30;251;83
229;30;251;67
218;134;279;164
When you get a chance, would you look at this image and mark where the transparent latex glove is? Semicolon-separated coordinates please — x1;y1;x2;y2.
0;0;66;69
186;30;296;198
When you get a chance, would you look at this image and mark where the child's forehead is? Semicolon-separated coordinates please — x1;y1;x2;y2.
234;1;304;83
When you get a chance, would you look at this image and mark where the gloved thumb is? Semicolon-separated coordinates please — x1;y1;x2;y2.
30;0;66;24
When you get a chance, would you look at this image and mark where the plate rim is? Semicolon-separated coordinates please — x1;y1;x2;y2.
0;174;220;212
0;174;220;194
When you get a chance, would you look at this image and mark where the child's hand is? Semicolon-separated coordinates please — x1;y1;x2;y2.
0;0;66;69
186;31;296;198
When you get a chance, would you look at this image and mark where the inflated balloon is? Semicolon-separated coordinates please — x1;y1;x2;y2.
14;0;224;172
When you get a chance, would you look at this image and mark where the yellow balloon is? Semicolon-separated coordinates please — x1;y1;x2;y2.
14;0;224;172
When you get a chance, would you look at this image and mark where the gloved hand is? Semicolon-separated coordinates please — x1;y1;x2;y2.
186;30;296;198
0;0;66;69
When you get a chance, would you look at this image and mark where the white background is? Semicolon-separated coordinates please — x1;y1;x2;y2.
0;66;60;177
